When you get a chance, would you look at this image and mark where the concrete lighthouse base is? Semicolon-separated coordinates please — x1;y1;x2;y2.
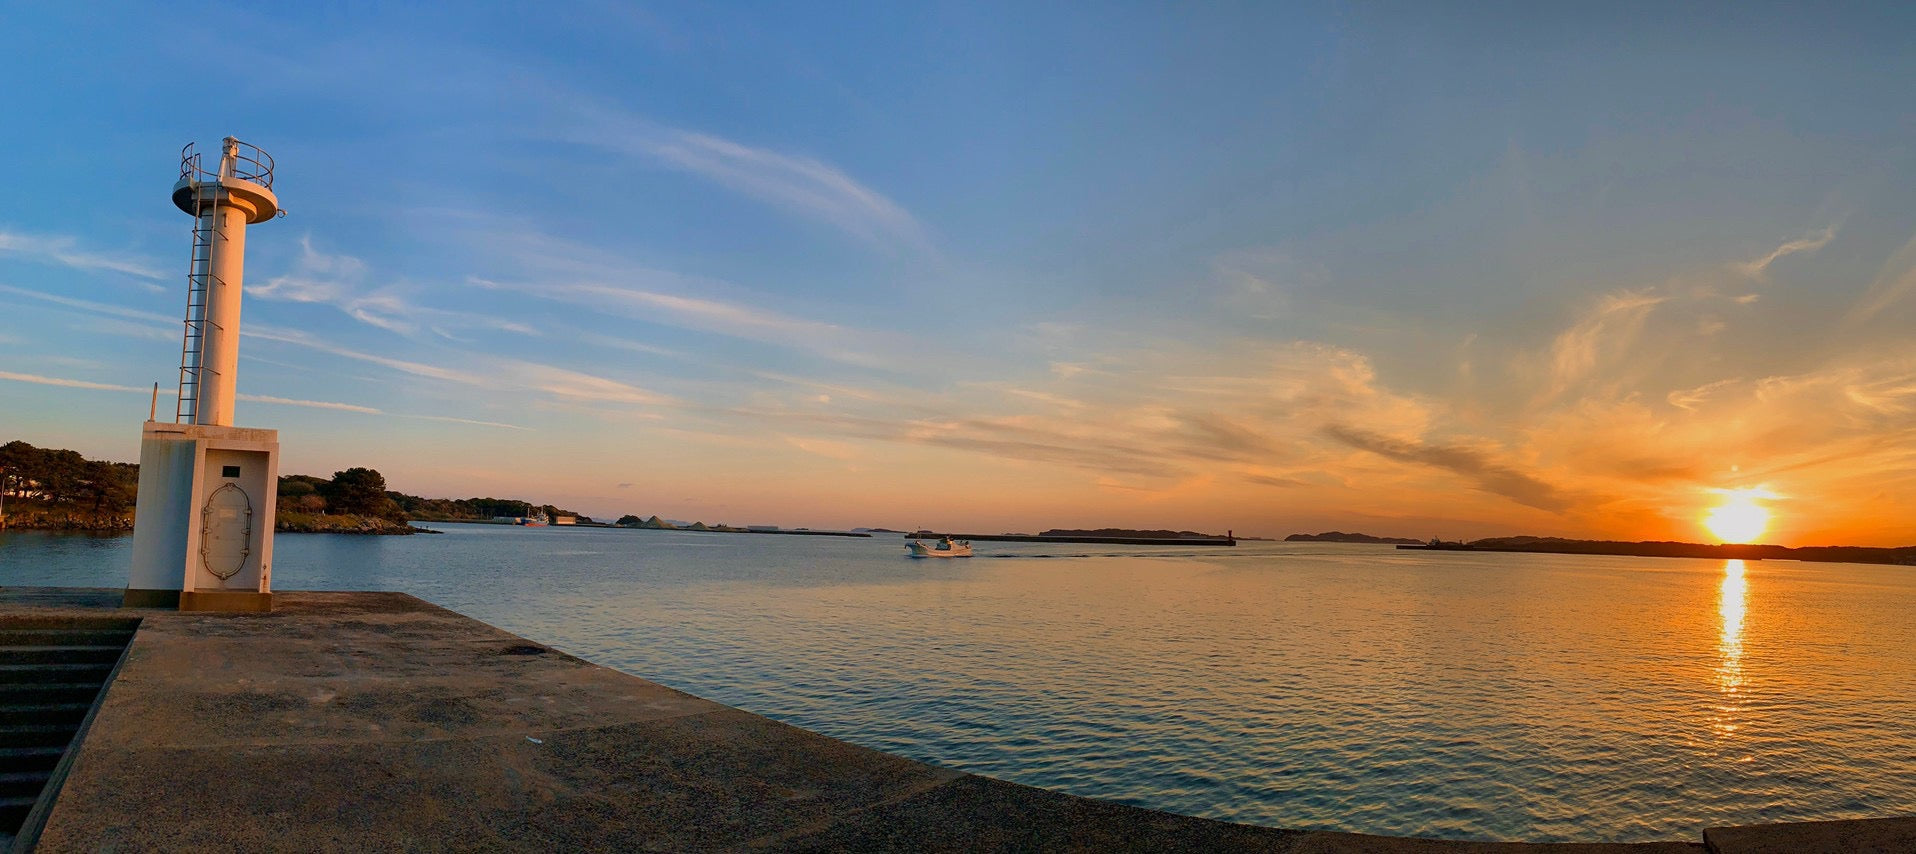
124;422;279;613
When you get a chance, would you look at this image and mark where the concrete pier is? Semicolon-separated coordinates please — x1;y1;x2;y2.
0;588;1907;851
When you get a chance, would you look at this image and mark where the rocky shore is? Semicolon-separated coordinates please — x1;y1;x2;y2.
3;510;424;535
274;512;428;535
0;510;133;532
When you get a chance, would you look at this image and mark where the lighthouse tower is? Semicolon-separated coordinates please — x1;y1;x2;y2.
125;138;282;612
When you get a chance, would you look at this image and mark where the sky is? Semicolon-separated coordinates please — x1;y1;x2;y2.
3;3;1916;545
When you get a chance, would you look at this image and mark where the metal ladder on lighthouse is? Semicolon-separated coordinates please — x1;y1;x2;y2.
175;173;223;423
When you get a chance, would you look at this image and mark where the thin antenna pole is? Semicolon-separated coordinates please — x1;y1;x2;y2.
149;383;159;421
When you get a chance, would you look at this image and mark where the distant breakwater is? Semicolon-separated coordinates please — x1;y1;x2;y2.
913;532;1237;547
421;519;872;537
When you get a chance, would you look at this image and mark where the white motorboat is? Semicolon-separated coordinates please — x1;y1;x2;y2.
906;537;973;558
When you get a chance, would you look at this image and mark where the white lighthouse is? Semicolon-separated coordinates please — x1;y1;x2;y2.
125;138;282;612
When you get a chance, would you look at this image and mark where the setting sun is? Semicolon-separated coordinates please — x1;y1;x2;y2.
1704;488;1776;544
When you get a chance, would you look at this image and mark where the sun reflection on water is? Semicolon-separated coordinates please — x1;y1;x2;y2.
1713;559;1748;739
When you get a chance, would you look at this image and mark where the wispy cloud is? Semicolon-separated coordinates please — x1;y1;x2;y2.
578;285;841;342
509;362;674;406
1667;378;1740;411
1847;231;1916;324
1736;226;1836;278
71;317;178;343
785;436;860;460
725;341;1441;489
1001;388;1087;410
1244;473;1309;489
507;276;890;367
0;284;174;324
256;237;539;337
751;371;885;402
0;229;167;281
560;109;930;252
578;332;686;360
2;274;643;418
0;370;151;394
1541;288;1666;400
395;414;528;431
252;236;404;331
1210;247;1323;318
242;326;489;387
1324;424;1570;513
237;393;380;414
0;367;535;428
0;369;375;414
0;284;499;393
246;327;670;416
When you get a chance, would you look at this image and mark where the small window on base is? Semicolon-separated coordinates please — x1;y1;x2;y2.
221;465;241;478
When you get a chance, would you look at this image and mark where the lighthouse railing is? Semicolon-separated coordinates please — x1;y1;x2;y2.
178;140;275;190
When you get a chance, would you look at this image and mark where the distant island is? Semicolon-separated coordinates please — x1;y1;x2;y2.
1286;531;1422;544
1041;528;1228;539
606;515;867;537
616;515;742;532
1401;536;1916;567
903;527;1235;546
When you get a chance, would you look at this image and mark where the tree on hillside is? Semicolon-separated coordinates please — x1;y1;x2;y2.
277;476;329;514
326;467;397;517
39;448;87;505
0;441;94;507
616;514;642;527
0;441;31;501
78;460;137;516
279;475;329;495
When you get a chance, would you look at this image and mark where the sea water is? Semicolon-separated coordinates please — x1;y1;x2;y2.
3;524;1913;842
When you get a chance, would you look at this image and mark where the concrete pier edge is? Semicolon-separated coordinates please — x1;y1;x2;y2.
1;588;1907;852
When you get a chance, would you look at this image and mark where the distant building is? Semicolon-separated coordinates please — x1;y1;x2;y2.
551;515;577;526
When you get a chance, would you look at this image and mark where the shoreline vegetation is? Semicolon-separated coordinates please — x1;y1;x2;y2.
2;440;432;536
0;440;857;538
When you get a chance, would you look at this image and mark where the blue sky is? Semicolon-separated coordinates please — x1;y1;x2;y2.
5;3;1916;543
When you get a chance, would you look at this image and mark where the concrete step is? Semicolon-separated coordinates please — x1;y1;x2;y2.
0;746;64;774
0;703;92;727
0;794;36;834
0;725;75;749
0;683;104;706
0;663;113;685
0;645;125;666
0;771;50;799
0;628;133;648
0;619;132;842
